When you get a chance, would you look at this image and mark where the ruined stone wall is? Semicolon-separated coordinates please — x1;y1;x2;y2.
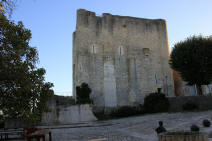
73;9;174;107
42;95;97;124
42;104;97;124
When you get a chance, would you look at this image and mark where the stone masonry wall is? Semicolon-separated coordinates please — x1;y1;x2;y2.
41;95;97;124
168;95;212;112
73;9;174;107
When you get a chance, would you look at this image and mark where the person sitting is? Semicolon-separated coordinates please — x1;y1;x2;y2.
155;121;167;134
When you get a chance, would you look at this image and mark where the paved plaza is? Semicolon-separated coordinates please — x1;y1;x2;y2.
40;110;212;141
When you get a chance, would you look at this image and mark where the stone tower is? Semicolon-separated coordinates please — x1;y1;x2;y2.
73;9;174;107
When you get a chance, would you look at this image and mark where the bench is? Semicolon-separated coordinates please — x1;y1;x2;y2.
0;128;52;141
25;129;52;141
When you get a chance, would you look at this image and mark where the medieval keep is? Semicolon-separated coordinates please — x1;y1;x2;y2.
73;9;174;107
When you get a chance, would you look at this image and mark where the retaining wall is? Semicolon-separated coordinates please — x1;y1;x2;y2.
42;104;97;125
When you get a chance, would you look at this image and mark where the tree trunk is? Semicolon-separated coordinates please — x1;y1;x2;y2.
196;84;203;95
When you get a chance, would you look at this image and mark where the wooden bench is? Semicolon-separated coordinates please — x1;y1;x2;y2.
26;129;52;141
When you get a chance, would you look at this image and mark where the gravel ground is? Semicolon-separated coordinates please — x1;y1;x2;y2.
46;110;212;141
5;110;212;141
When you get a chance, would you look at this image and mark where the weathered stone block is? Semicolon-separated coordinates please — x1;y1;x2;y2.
42;104;97;124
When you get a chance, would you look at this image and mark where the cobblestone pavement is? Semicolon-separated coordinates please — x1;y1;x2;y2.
42;110;212;141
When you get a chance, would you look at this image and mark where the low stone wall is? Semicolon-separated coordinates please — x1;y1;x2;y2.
168;95;212;112
42;104;97;125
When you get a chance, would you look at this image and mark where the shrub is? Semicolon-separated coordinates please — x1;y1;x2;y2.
190;124;199;132
92;107;106;120
93;105;145;120
183;101;199;111
203;119;211;127
76;83;93;104
110;106;143;117
143;93;169;113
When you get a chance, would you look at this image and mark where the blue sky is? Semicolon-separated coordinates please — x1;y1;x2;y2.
12;0;212;96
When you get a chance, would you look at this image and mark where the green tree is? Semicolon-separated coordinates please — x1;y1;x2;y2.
76;83;92;104
169;35;212;95
0;0;17;16
0;14;54;124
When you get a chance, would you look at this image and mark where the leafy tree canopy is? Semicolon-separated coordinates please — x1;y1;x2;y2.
0;14;54;124
76;83;92;104
0;0;17;17
169;35;212;95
